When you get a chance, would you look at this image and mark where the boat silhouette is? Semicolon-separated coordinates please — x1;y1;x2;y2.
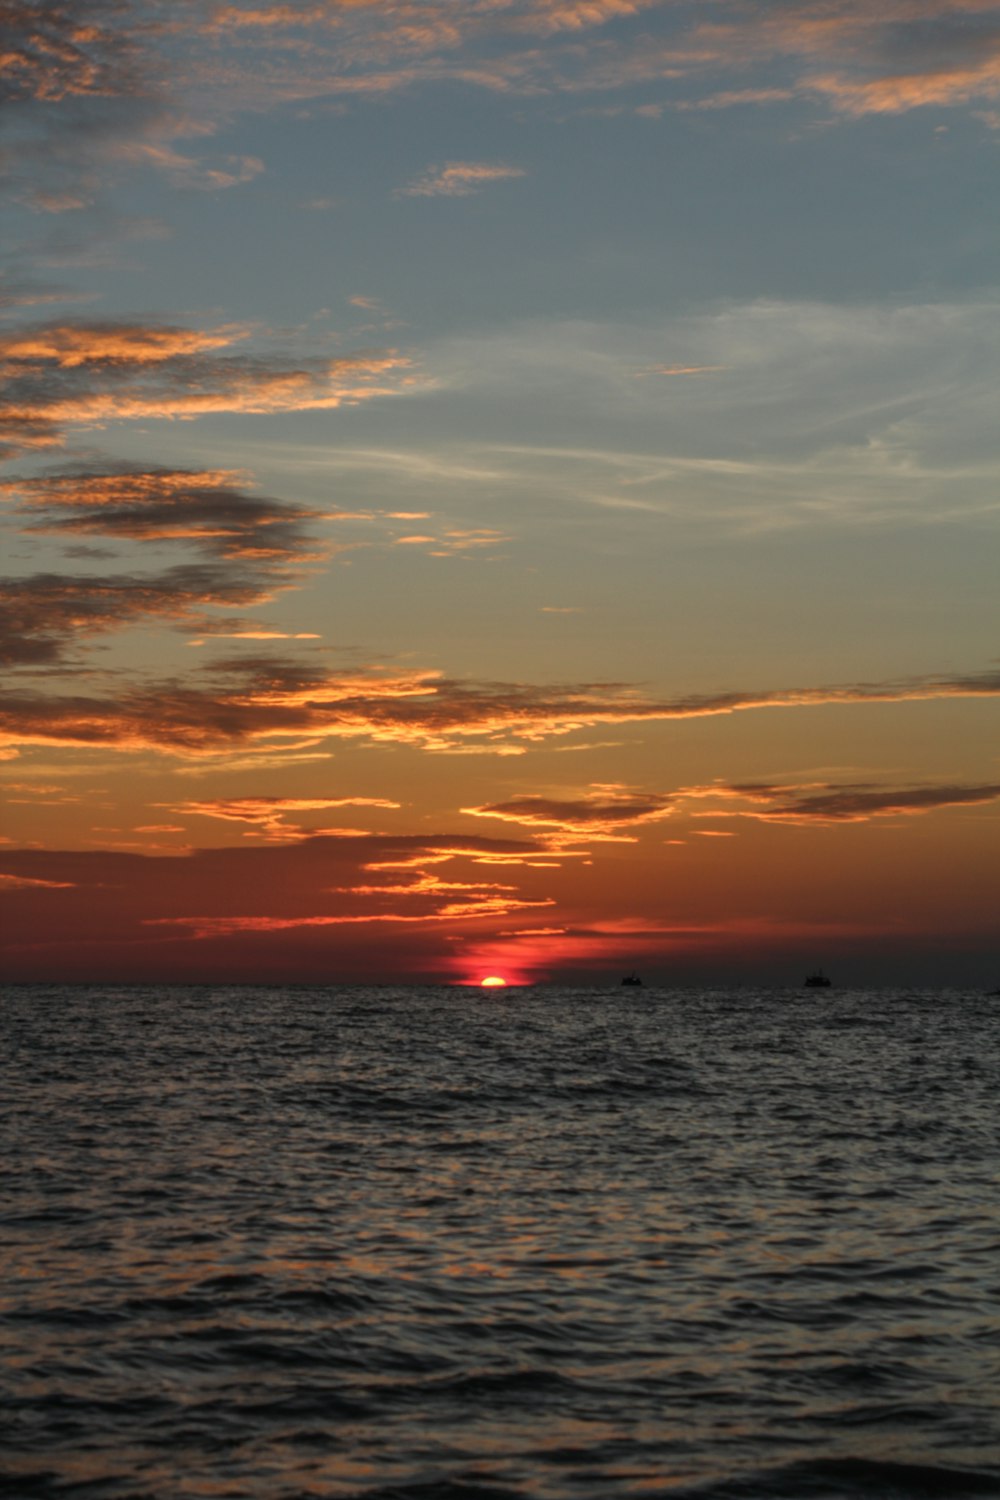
621;972;642;987
803;970;832;988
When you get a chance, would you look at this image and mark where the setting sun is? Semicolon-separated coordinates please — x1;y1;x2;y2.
480;975;507;987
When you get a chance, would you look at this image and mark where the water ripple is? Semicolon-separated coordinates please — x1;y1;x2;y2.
2;985;999;1498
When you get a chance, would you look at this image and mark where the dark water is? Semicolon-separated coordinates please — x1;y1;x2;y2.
2;986;999;1500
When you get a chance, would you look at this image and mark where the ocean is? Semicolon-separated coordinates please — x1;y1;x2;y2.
2;985;998;1500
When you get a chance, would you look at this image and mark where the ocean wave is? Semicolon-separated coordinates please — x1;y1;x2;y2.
3;985;998;1500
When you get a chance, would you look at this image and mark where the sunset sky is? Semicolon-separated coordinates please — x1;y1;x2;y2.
1;0;998;986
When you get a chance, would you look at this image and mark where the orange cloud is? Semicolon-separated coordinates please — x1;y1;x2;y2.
11;0;999;197
0;567;279;667
808;51;1000;115
0;324;244;367
677;89;795;111
393;525;511;556
464;784;676;839
112;142;266;190
0;320;409;455
206;0;657;47
452;913;775;985
0;2;136;104
170;795;402;839
430;527;511;554
0;830;563;980
518;1;656;36
148;895;554;937
363;845;585;871
398;161;526;197
189;632;321;643
1;659;998;755
644;363;728;375
690;779;1000;824
2;466;326;563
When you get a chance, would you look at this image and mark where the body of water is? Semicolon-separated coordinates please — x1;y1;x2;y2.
2;985;999;1499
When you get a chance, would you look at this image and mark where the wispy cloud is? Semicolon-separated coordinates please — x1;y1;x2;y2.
807;53;1000;116
0;871;76;889
419;297;1000;533
188;631;321;643
0;566;280;667
391;524;510;556
464;784;676;840
465;773;1000;840
111;142;266;190
182;0;1000;123
0;831;562;978
643;363;728;376
169;795;402;839
6;0;998;242
1;656;997;756
686;779;1000;824
398;161;526;197
0;456;345;668
0;318;410;456
2;465;326;562
1;2;138;105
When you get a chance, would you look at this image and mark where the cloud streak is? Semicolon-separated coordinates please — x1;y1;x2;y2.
0;656;997;756
0;831;561;979
399;161;526;197
1;1;137;105
6;0;998;239
1;465;326;562
170;794;402;839
0;319;409;457
180;0;1000;122
464;784;675;839
465;775;1000;841
0;566;279;667
0;317;409;670
693;779;1000;824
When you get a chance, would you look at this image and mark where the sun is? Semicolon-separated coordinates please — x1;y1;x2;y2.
480;975;507;987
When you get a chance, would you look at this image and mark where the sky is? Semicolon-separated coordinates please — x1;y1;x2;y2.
1;0;998;988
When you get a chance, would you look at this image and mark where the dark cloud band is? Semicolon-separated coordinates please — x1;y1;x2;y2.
0;657;997;753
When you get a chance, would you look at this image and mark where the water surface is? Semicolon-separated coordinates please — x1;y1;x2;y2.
2;985;998;1498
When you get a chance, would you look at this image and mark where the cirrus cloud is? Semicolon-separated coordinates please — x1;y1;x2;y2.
398;161;526;197
185;0;1000;123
